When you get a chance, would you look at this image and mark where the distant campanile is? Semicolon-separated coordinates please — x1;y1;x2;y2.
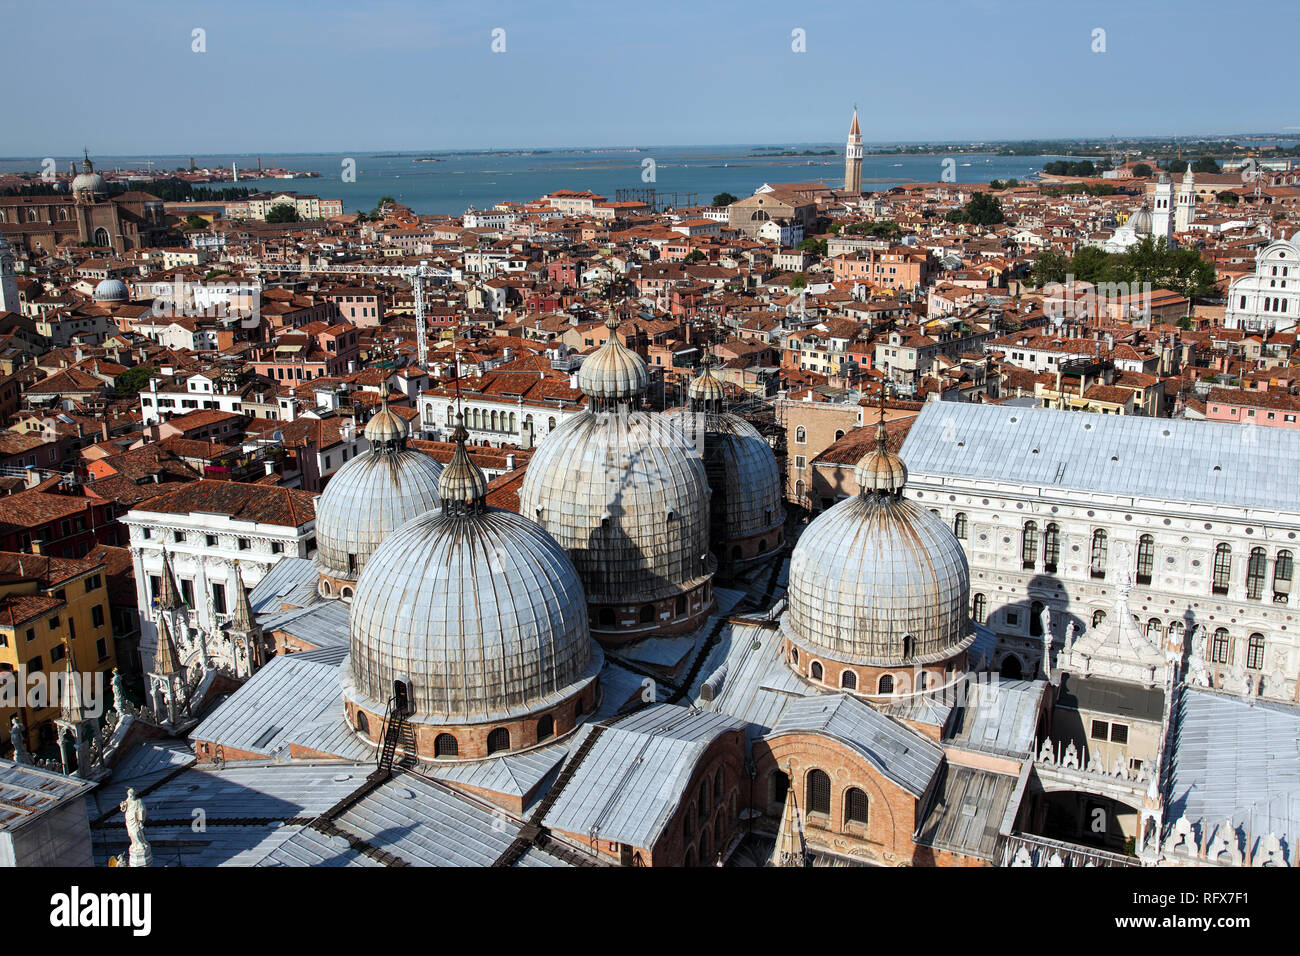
844;107;863;195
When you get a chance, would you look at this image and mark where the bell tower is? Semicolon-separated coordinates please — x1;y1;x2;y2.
844;107;863;195
0;235;18;314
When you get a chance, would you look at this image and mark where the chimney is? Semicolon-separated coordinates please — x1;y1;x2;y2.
506;453;516;470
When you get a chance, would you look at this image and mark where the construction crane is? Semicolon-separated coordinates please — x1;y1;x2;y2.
249;259;451;368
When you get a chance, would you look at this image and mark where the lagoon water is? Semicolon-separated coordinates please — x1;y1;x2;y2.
1;145;1071;215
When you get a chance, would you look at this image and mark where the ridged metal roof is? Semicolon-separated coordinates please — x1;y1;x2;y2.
902;401;1300;513
769;694;945;797
1166;687;1300;853
542;704;744;848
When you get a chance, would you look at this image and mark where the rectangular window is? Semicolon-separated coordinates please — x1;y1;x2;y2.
1109;723;1129;745
96;637;108;661
238;538;251;551
206;534;218;547
92;604;105;628
212;583;227;615
1090;719;1110;742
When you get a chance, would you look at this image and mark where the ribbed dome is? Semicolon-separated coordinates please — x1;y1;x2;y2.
577;315;650;406
437;417;490;506
785;494;971;665
346;505;600;722
687;354;727;406
72;154;106;199
1129;204;1153;236
665;407;783;551
315;448;442;581
93;278;129;302
854;423;908;494
519;409;712;604
785;437;971;667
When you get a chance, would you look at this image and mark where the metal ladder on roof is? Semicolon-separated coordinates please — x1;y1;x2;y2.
376;697;412;773
491;723;608;867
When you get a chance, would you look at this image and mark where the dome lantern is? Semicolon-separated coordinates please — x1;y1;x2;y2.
576;313;651;411
438;414;489;515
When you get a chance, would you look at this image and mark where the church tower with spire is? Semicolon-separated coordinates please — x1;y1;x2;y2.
1175;165;1196;234
844;107;863;195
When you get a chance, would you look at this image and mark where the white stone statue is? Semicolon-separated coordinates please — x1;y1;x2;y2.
8;717;30;764
1112;540;1134;589
120;788;151;867
1063;620;1076;653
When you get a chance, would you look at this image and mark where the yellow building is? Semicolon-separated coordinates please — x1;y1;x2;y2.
0;552;116;754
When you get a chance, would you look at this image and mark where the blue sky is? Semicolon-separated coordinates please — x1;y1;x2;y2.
3;0;1295;154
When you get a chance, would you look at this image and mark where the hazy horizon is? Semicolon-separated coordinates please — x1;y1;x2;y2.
4;0;1295;156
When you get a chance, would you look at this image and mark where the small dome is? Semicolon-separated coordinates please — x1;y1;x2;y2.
347;500;599;723
437;417;490;506
1129;204;1153;237
687;353;727;406
854;424;908;494
93;278;129;303
315;396;442;581
577;315;650;406
72;154;107;199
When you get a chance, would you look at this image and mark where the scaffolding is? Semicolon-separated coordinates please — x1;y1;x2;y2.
615;188;700;212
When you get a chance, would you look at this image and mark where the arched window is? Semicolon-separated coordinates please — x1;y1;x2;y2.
877;674;894;694
487;728;510;754
791;647;799;665
954;512;968;539
684;846;696;868
574;697;585;719
1246;633;1266;670
1210;628;1232;664
355;710;369;736
713;771;722;801
810;661;824;680
771;770;789;808
840;669;857;690
1212;544;1232;595
446;404;454;425
1134;534;1155;585
1043;523;1060;573
844;788;869;826
1092;609;1107;628
434;733;458;758
795;426;806;444
547;417;556;431
1146;618;1162;642
684;807;694;840
1090;530;1108;580
834;429;845;441
1022;521;1038;570
700;781;710;815
1001;655;1023;679
806;770;831;816
639;604;655;624
971;592;987;623
1274;550;1293;602
1030;601;1044;636
93;227;110;247
1246;547;1267;601
536;715;554;741
597;607;615;627
675;594;687;616
794;479;805;501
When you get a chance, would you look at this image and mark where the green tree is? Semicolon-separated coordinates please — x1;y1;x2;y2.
114;366;156;399
948;193;1004;226
797;238;827;256
185;214;208;230
790;274;808;290
1030;250;1069;287
684;250;706;263
1132;163;1153;178
266;203;300;223
1192;156;1221;174
712;192;738;206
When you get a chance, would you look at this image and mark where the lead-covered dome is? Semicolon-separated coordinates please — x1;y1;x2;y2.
783;425;972;667
576;314;650;405
1129;204;1153;237
93;278;129;303
345;427;599;726
315;391;442;585
520;316;714;639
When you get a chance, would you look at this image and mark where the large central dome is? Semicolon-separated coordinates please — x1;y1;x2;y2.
783;419;973;674
519;314;715;641
343;419;600;760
